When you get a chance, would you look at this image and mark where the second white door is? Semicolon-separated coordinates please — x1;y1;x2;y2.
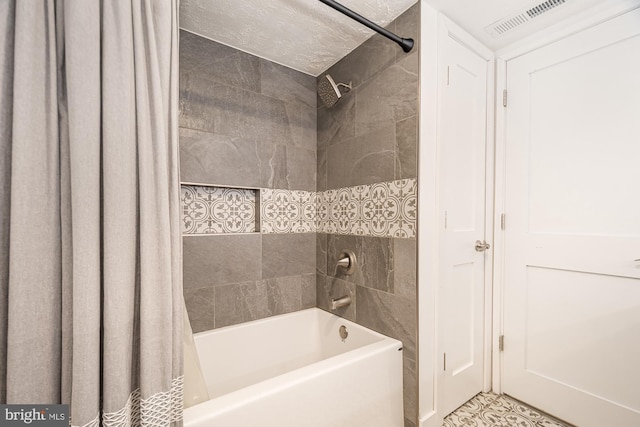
502;8;640;427
438;26;489;417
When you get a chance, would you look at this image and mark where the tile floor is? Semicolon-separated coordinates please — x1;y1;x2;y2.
442;392;573;427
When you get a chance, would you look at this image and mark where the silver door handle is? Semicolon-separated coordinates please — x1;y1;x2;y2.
475;240;491;252
635;259;640;262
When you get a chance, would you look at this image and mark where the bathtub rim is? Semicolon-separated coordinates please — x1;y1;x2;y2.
184;308;404;423
191;307;396;342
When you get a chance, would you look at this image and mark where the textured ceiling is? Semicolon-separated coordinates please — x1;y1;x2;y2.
180;0;630;76
425;0;620;51
180;0;418;76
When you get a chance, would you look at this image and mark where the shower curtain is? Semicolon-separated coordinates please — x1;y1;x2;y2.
0;1;183;425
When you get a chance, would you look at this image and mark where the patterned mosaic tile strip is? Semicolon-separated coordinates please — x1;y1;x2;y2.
261;189;316;233
442;392;572;427
182;185;256;234
318;178;417;238
181;178;417;238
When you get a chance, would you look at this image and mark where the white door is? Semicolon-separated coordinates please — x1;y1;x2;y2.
503;9;640;427
438;31;489;417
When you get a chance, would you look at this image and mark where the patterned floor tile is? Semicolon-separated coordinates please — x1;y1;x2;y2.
442;393;573;427
536;419;571;427
460;392;500;413
444;408;478;424
483;395;517;415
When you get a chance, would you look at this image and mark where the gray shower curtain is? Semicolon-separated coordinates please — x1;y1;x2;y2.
0;1;183;425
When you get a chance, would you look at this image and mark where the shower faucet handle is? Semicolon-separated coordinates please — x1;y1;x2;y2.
336;256;350;269
336;249;356;275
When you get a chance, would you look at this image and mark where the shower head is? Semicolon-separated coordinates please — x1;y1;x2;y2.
318;74;352;108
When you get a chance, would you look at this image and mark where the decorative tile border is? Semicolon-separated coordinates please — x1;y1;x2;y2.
181;178;416;238
261;189;316;233
181;186;256;234
318;179;416;238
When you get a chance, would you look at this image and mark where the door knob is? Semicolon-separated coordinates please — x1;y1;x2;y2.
475;240;490;252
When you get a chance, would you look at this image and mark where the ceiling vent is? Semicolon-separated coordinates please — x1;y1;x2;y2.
485;0;568;37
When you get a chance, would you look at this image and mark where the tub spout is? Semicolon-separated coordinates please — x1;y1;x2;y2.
330;295;352;310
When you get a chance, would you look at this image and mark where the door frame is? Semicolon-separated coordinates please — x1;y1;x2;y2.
491;0;640;395
418;9;495;427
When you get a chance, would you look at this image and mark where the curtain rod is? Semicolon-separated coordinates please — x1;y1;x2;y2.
318;0;414;53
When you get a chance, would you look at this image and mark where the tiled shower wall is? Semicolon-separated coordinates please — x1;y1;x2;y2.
179;3;419;424
179;30;317;331
315;5;419;427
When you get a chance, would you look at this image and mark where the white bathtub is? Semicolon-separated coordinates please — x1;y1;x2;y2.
184;308;404;427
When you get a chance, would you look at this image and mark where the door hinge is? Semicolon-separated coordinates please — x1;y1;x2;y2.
444;353;447;371
446;66;450;86
444;210;448;229
500;213;506;230
499;335;505;352
502;89;508;107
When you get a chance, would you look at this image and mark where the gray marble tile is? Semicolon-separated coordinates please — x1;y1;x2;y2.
260;60;316;109
316;93;356;150
180;31;261;94
181;88;315;153
179;74;219;134
394;238;416;299
316;147;327;192
179;75;298;148
214;281;269;328
321;27;397;91
326;125;395;189
285;103;317;151
301;273;317;309
258;273;315;316
394;4;420;63
285;146;316;191
356;285;416;360
355;236;395;293
262;275;304;316
183;234;261;289
316;233;327;275
395;115;418;180
403;355;418;426
404;417;416;427
233;87;295;147
355;53;418;136
262;233;315;279
184;286;214;333
260;143;288;190
180;128;260;187
327;234;394;293
316;274;356;322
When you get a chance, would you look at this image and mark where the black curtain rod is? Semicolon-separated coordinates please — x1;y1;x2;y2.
318;0;414;53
